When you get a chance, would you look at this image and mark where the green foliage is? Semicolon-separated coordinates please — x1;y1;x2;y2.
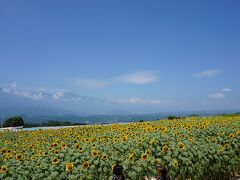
3;116;24;127
24;121;87;128
189;114;199;117
42;120;72;126
168;115;181;120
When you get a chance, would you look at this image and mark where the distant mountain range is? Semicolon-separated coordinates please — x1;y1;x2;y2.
0;84;239;124
0;84;116;117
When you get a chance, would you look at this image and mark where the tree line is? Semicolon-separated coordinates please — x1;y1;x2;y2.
2;116;87;128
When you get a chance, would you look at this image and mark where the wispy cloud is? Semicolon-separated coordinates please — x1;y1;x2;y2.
1;83;45;100
208;93;225;99
116;71;159;84
192;69;221;78
1;83;81;101
117;97;161;105
70;71;158;88
207;87;232;100
9;82;17;88
71;78;109;88
106;96;162;105
37;88;67;93
221;88;232;92
105;95;181;105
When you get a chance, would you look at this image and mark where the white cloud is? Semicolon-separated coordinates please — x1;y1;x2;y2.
2;82;18;93
29;92;45;100
207;88;231;101
53;92;65;100
72;78;109;88
117;71;159;84
70;71;158;88
9;82;17;88
105;96;182;105
193;69;221;78
37;88;67;93
1;83;81;101
221;88;232;92
2;87;11;93
208;93;225;99
107;97;162;105
53;91;81;101
120;98;161;105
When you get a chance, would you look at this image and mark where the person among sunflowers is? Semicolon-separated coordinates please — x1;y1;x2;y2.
145;165;170;180
112;165;126;180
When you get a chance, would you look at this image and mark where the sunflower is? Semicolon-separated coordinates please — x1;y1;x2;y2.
141;153;149;160
16;154;22;161
237;131;240;136
128;153;134;161
52;142;58;147
101;154;108;160
66;163;74;172
52;158;60;165
91;150;98;157
0;166;8;173
38;150;43;157
92;144;97;149
61;143;67;149
75;143;80;149
229;133;235;139
53;138;59;142
220;147;225;153
178;142;185;150
152;159;160;165
146;149;152;155
82;161;90;169
84;138;91;143
1;148;7;155
54;150;60;155
79;146;84;153
122;136;128;142
224;144;230;149
172;159;179;168
162;145;170;153
3;154;10;161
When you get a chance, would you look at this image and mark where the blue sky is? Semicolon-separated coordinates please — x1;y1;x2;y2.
0;0;240;113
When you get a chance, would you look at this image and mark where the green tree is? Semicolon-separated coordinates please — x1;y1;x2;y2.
168;115;177;120
3;116;24;127
189;114;199;117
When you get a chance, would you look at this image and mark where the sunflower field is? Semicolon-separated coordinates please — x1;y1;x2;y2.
0;115;239;180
